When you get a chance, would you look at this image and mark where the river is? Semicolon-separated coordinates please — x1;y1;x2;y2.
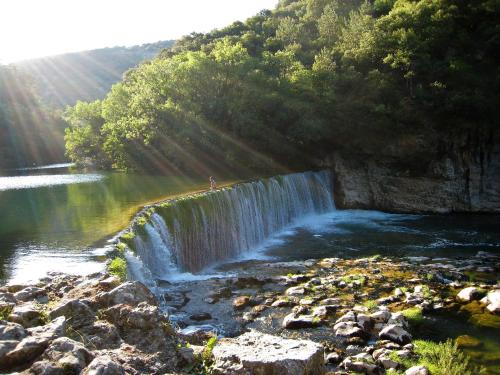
0;163;222;283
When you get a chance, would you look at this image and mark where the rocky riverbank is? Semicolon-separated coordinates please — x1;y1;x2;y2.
1;250;498;374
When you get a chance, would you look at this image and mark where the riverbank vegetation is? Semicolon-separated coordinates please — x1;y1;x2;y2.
64;0;499;174
0;66;66;169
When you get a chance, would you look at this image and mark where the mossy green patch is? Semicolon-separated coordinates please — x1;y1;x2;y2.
456;335;483;349
402;307;424;326
108;257;127;281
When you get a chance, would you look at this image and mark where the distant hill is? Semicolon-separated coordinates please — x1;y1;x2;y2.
15;40;174;108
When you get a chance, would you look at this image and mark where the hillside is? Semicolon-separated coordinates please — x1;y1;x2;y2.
15;40;174;108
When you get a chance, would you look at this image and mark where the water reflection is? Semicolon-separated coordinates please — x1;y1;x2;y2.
0;164;212;283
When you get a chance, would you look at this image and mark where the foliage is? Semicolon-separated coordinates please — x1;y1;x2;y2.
0;305;13;320
390;339;485;375
108;257;127;281
63;0;499;174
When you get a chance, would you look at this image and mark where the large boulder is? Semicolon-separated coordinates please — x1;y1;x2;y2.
212;331;325;375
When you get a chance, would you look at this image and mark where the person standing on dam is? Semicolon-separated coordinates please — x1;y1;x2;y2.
210;176;217;190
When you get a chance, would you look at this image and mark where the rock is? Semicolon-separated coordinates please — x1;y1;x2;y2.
378;354;399;370
457;287;480;302
35;337;94;373
312;305;336;319
212;331;324;375
0;293;17;304
335;311;357;323
405;365;430;375
98;281;156;307
283;313;319;329
272;298;294;307
49;299;95;328
14;287;47;302
178;346;196;365
190;312;212;321
83;355;125;375
2;317;67;368
356;314;373;331
164;292;189;309
394;288;404;297
0;321;28;341
325;351;341;364
286;286;306;296
334;321;364;338
456;335;482;349
98;276;120;290
379;324;412;345
387;312;408;328
370;310;391;324
8;303;44;328
341;353;380;375
233;296;250;310
484;290;500;314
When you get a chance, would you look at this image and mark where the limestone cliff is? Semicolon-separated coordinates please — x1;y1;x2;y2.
330;129;500;213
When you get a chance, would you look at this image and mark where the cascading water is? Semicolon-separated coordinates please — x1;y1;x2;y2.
127;170;335;279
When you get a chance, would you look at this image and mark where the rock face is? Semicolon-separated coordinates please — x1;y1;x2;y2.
330;130;500;213
0;275;178;374
212;331;325;375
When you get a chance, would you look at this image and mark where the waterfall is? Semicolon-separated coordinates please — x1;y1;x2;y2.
127;170;335;278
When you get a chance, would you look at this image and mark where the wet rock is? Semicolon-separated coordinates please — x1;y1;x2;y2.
457;287;481;302
49;299;95;328
98;281;156;307
212;331;324;375
14;287;47;303
456;335;482;349
334;321;364;338
211;287;232;299
178;325;217;345
190;312;212;321
164;292;189;309
283;313;319;329
233;296;250;310
379;324;411;345
82;355;125;375
405;365;430;375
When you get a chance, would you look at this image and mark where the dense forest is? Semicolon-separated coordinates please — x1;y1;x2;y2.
0;66;66;169
16;40;174;108
62;0;499;175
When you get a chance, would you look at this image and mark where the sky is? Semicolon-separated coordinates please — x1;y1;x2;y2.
0;0;278;64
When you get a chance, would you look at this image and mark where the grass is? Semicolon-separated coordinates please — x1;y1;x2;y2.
401;307;424;326
390;339;485;375
363;300;378;311
108;257;127;281
0;305;13;320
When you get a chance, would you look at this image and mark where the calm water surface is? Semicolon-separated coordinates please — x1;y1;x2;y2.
0;164;214;283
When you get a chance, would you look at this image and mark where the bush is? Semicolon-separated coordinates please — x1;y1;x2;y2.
108;257;127;281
